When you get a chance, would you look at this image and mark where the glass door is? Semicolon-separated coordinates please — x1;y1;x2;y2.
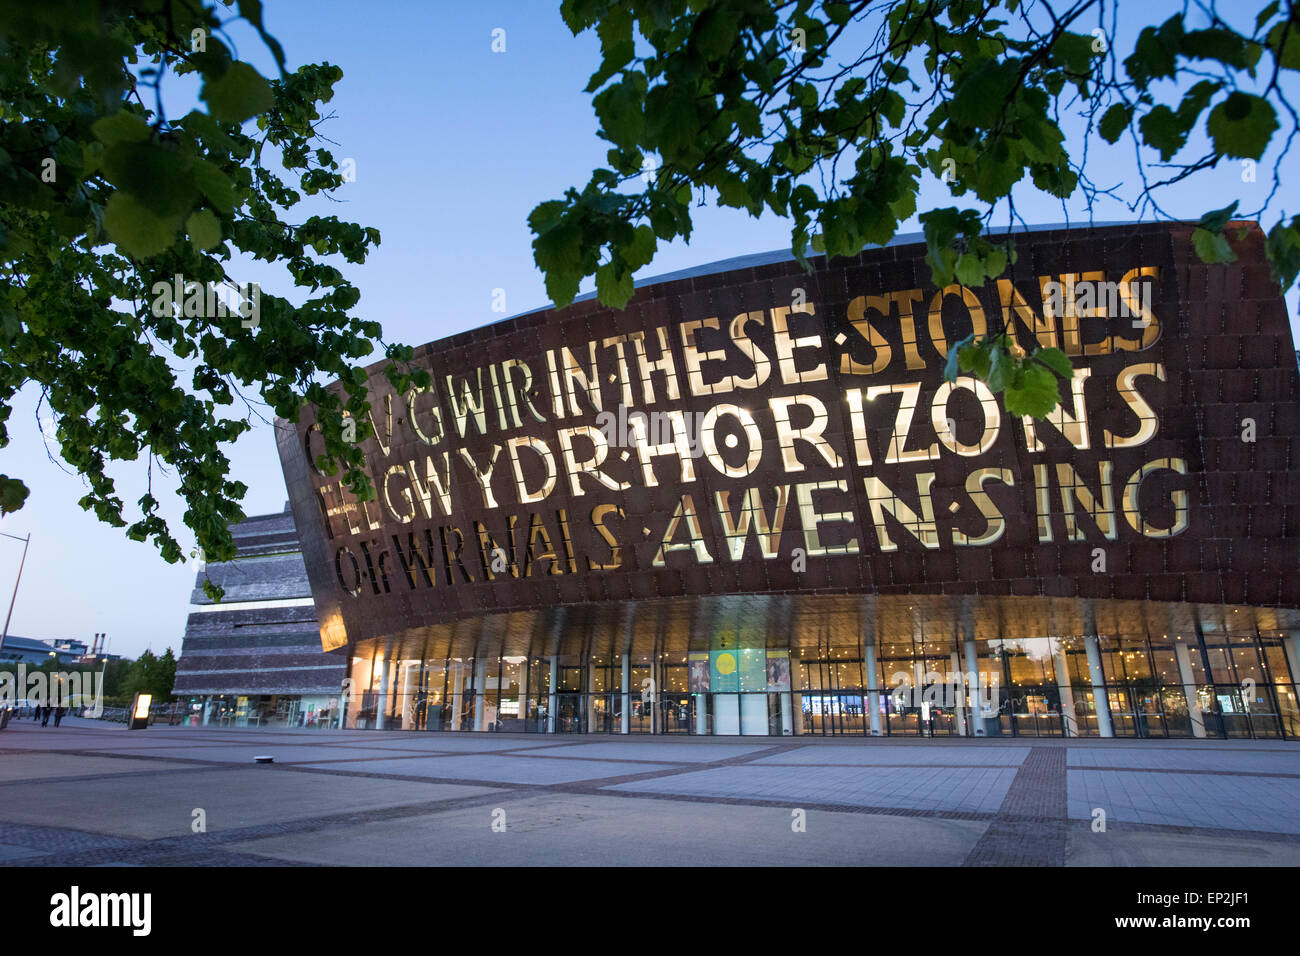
659;694;692;734
555;694;584;733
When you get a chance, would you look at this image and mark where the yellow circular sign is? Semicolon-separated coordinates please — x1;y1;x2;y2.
715;653;736;675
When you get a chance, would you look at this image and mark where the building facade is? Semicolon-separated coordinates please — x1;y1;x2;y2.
278;222;1300;739
173;504;347;727
0;635;95;665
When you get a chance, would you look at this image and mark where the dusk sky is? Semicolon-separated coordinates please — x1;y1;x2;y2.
1;0;1296;659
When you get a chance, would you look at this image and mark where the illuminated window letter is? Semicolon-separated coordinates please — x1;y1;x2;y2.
700;404;763;478
587;503;624;571
406;453;454;519
715;486;789;560
1123;458;1189;538
652;494;714;566
1104;363;1165;449
1112;266;1161;351
457;444;503;510
863;473;940;551
629;326;680;405
931;377;1000;456
1000;278;1059;351
927;285;987;359
795;480;860;556
839;296;893;375
1021;367;1091;452
952;468;1015;546
444;369;490;438
681;318;733;396
865;383;939;464
506;436;558;504
771;303;827;385
728;311;772;389
501;358;548;425
405;386;445;445
382;463;416;524
630;409;697;486
769;394;844;472
558;341;603;416
1055;461;1116;541
556;425;630;497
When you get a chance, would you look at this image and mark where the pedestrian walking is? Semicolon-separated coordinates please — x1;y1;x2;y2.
40;704;51;727
54;705;65;727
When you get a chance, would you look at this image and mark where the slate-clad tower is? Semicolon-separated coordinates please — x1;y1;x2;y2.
173;503;347;727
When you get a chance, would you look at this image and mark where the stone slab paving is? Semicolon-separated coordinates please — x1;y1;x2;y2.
1065;825;1300;866
1067;769;1300;833
297;754;682;785
532;741;771;762
225;792;988;867
0;753;191;781
87;744;405;764
751;745;1031;766
0;764;499;839
2;721;1299;865
963;747;1066;866
1067;747;1300;774
302;736;569;753
605;764;1017;814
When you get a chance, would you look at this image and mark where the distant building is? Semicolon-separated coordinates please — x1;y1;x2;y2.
173;503;346;727
0;635;101;666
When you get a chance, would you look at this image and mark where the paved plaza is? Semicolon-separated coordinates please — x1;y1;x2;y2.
1;718;1298;866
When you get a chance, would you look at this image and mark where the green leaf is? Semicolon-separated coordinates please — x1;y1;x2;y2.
1139;105;1187;160
0;476;29;515
825;2;852;26
1099;103;1133;143
1267;21;1300;69
693;7;739;61
1180;29;1259;70
1264;217;1300;289
1191;226;1237;264
1198;201;1239;232
594;262;635;308
987;343;1013;392
622;224;657;271
1051;31;1096;74
186;209;223;251
1207;92;1278;160
1256;2;1280;32
958;340;991;380
594;79;644;147
953;252;985;286
101;143;198;217
943;333;973;382
1033;346;1074;379
102;191;181;258
92;111;150;145
192;160;238;214
201;62;275;124
1003;363;1062;418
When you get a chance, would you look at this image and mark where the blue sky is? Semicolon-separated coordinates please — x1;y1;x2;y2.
1;0;1297;658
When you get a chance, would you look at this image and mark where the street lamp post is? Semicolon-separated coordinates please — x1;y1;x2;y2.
0;531;32;657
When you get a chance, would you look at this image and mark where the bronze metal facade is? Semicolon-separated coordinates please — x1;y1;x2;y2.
277;221;1300;737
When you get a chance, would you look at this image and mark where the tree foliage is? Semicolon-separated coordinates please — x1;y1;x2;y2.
122;646;177;701
0;0;426;596
533;0;1300;415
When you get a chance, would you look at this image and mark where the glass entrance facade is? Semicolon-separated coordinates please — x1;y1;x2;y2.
344;623;1300;740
